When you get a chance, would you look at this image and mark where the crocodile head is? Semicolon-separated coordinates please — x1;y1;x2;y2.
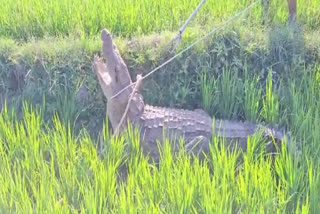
94;29;134;100
93;29;119;99
94;29;144;132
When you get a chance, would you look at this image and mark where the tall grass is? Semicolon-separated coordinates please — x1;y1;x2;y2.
1;66;320;212
0;0;319;40
201;69;243;119
0;101;317;213
243;73;262;122
0;5;319;211
261;71;280;124
0;65;319;213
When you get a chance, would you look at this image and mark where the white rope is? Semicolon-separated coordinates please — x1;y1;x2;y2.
112;75;143;136
110;0;262;100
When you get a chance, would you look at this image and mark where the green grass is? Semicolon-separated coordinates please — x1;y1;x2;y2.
0;1;320;211
0;0;319;40
1;41;320;211
1;66;320;212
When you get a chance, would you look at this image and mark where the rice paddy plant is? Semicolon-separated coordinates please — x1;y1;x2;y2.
215;70;243;119
243;74;262;122
277;71;320;142
0;73;319;213
54;79;86;130
200;72;217;115
261;71;280;124
307;161;320;213
0;15;319;212
200;69;244;119
1;0;319;40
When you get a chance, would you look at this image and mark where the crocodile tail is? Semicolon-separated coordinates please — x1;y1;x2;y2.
263;127;301;155
259;126;286;152
264;127;285;142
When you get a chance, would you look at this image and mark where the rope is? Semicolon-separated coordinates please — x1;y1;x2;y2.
110;0;262;101
112;74;143;136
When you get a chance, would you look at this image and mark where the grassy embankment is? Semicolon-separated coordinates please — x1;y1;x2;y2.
0;0;320;213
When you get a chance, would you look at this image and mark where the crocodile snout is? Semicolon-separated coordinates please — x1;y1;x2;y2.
101;29;111;41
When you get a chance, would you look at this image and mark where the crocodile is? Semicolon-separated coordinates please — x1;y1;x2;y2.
93;29;291;160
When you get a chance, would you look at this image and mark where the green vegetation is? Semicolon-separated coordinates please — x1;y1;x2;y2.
0;67;320;212
0;87;315;213
0;0;319;40
1;0;320;212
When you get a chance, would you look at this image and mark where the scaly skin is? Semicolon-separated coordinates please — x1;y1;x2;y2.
94;29;291;160
136;105;286;160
